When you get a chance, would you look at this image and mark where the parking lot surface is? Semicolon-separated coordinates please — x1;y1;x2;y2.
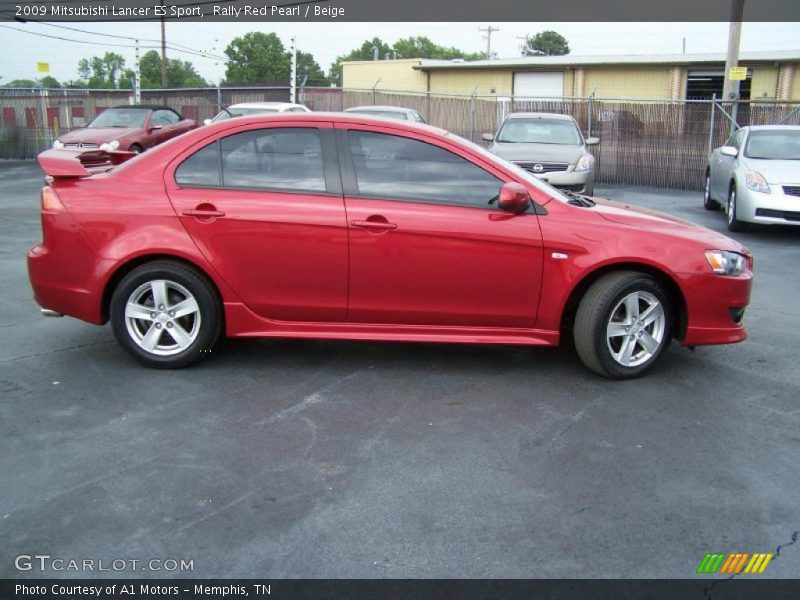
1;161;798;579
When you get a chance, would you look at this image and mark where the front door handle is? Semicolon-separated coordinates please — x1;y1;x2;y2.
351;217;397;231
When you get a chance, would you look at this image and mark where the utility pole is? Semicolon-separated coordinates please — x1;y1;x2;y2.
479;26;499;60
134;38;141;104
516;34;530;55
160;0;168;87
289;36;297;104
722;0;744;133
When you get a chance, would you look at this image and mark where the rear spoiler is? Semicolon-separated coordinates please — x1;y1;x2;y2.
37;148;138;179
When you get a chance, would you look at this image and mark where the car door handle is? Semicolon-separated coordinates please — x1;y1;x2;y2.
182;206;225;219
351;219;397;231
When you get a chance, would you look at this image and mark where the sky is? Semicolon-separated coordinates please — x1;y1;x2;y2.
1;21;798;85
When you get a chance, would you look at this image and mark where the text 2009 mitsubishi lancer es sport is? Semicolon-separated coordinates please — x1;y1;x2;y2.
28;113;753;379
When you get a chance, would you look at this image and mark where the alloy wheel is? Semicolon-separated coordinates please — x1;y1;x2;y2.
605;291;666;367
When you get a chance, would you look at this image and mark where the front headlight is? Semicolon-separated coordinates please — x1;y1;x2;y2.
575;154;595;172
52;140;64;149
100;140;120;152
705;250;746;276
745;170;770;193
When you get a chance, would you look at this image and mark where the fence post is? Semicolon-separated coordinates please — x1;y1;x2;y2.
371;78;381;106
38;87;52;149
708;93;717;155
587;92;594;138
469;85;478;142
216;84;222;111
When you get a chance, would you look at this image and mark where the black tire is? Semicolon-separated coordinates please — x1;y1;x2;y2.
129;144;143;154
726;182;750;233
574;271;672;379
110;261;221;368
703;169;720;210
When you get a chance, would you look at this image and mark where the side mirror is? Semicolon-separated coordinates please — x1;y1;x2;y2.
585;136;600;146
203;118;212;126
482;132;494;142
497;182;530;214
720;145;738;157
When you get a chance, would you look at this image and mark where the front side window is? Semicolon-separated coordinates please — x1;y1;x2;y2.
726;129;744;150
151;109;180;125
348;131;502;207
496;118;582;145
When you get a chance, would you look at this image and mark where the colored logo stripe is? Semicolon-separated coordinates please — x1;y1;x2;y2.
696;552;773;574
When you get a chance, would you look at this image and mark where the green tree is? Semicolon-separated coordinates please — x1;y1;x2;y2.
521;31;570;56
224;32;289;85
76;52;127;88
297;51;329;87
118;51;208;89
328;37;391;85
392;36;485;61
3;79;37;88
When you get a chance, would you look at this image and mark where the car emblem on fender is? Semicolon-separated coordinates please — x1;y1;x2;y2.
533;163;544;173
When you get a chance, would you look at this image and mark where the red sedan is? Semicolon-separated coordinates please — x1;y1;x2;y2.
52;105;196;154
29;113;753;378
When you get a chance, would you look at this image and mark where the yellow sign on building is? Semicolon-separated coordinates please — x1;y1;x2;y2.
729;67;748;81
37;62;50;74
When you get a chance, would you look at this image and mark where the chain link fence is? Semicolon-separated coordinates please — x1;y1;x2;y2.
2;85;799;190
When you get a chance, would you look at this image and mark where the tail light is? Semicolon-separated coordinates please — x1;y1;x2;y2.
41;186;66;213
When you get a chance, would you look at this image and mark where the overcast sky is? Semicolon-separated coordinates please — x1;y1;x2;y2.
1;21;798;84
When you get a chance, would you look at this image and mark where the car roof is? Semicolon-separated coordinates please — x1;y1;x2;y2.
345;106;415;113
226;102;305;110
505;112;576;121
110;105;174;112
200;111;446;135
743;125;800;132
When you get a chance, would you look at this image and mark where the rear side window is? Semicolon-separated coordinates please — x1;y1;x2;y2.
151;109;181;125
175;141;220;186
347;131;502;207
175;128;325;192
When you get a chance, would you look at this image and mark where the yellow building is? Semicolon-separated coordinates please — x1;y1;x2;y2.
342;51;800;101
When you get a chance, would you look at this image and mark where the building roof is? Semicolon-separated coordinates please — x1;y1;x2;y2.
414;51;800;70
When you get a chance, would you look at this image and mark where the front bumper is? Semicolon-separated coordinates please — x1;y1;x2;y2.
736;184;800;226
535;169;594;194
679;271;753;346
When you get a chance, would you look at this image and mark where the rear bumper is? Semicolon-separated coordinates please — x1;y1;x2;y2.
679;271;752;346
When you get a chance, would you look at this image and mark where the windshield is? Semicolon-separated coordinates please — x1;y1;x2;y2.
88;108;149;129
451;133;572;204
211;107;280;123
744;130;800;160
496;118;582;145
346;110;408;121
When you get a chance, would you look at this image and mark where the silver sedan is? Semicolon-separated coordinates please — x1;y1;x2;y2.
704;125;800;232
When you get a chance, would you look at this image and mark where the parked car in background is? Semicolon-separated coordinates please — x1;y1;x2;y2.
30;113;752;379
52;105;195;154
483;112;599;196
204;102;311;125
344;105;426;123
704;125;800;232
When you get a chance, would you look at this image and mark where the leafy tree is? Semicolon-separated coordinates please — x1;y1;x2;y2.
118;51;208;89
2;79;37;88
224;32;290;85
328;37;391;85
392;36;485;61
521;31;570;56
76;52;127;88
296;51;329;87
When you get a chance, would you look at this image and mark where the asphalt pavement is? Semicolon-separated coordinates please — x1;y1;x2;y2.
1;161;798;580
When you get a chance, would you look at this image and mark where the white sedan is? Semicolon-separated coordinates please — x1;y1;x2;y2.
204;102;311;125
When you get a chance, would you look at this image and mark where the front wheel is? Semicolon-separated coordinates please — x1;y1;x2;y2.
727;184;750;233
110;261;221;368
574;271;671;379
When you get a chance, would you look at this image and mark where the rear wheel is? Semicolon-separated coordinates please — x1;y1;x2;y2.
727;183;750;233
110;261;221;368
703;170;719;210
574;271;671;379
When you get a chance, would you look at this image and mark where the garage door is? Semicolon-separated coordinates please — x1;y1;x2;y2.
513;72;565;98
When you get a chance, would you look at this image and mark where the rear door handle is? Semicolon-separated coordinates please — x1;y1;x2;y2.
182;206;225;219
351;219;397;230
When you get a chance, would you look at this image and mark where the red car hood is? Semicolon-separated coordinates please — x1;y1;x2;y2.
58;127;138;144
591;197;750;255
